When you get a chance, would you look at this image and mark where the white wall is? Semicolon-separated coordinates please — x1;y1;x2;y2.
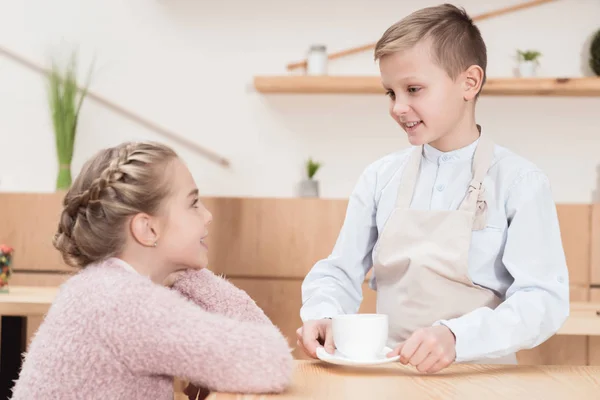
0;0;599;202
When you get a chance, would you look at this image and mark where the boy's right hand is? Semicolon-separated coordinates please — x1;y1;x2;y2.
295;319;334;358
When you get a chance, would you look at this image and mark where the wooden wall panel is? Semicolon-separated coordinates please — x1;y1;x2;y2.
589;289;600;366
207;200;592;281
557;205;591;286
591;204;600;284
0;192;74;272
1;193;591;281
207;198;346;277
517;285;589;365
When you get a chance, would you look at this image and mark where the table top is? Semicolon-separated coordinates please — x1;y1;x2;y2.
0;286;58;316
200;360;600;399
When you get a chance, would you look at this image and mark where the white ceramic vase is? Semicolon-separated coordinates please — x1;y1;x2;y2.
299;179;320;197
518;60;537;77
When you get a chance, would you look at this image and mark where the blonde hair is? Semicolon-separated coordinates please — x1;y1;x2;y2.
374;3;487;90
53;141;178;269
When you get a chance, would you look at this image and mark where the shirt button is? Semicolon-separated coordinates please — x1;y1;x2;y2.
441;155;449;162
557;276;565;284
436;184;445;191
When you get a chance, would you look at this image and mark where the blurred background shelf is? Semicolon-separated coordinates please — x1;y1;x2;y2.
253;75;600;97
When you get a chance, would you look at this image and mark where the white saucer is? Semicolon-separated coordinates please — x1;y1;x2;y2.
316;346;400;366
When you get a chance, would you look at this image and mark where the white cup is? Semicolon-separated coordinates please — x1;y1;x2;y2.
331;314;388;360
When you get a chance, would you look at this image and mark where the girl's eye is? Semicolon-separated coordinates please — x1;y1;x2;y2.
192;198;199;208
408;87;421;93
386;90;395;100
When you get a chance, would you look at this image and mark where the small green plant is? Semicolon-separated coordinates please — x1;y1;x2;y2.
517;50;542;63
306;158;322;180
590;28;600;76
48;50;93;190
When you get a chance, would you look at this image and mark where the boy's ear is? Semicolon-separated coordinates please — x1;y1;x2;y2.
130;213;159;247
463;65;484;101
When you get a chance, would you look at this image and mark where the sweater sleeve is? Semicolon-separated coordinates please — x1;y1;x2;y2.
101;281;293;394
172;268;272;324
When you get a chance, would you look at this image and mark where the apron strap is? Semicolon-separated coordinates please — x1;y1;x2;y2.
395;145;423;209
394;126;496;231
458;128;495;229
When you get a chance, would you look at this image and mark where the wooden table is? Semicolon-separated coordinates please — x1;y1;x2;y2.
0;286;58;315
198;360;600;399
4;287;600;399
0;286;57;399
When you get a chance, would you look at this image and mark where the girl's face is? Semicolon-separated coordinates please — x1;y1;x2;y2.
155;158;212;271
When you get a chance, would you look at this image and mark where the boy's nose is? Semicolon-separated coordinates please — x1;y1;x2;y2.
392;101;411;117
205;209;213;225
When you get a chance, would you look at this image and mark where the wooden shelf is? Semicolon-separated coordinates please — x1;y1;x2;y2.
253;75;600;97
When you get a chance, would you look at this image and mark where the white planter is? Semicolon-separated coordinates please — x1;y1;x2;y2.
299;179;320;197
518;61;537;77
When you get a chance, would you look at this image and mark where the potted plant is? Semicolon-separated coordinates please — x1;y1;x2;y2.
516;50;542;77
299;158;322;197
48;51;92;190
0;245;14;294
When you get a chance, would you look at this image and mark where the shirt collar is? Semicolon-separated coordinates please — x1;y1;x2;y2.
422;136;480;165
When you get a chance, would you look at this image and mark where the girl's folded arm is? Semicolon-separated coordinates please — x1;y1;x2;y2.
172;268;272;324
102;283;293;394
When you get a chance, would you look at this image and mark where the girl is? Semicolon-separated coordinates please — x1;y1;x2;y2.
11;141;293;399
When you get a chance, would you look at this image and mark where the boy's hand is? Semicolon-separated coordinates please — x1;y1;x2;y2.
295;319;334;358
387;325;456;373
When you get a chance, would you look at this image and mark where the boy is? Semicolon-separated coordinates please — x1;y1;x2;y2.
297;4;569;373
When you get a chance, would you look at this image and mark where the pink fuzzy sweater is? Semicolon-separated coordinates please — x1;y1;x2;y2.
10;258;293;399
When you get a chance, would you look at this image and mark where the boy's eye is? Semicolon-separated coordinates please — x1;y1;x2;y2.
385;90;395;100
408;86;421;93
192;198;199;208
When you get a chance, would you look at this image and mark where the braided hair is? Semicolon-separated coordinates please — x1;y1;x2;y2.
53;141;177;268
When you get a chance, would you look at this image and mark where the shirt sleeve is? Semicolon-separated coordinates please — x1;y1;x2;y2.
435;170;570;362
300;164;379;321
172;268;271;325
101;281;293;394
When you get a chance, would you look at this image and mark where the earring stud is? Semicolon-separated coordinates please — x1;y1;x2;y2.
153;241;157;247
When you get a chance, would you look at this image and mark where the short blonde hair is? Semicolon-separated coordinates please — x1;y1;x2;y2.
375;3;487;89
53;141;178;269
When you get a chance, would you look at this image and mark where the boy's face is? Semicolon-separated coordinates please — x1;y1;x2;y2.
379;38;473;149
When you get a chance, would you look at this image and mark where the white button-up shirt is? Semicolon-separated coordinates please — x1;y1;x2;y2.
300;138;570;362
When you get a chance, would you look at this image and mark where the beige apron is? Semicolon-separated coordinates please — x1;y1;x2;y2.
372;132;517;365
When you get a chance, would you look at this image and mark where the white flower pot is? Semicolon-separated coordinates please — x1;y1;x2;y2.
299;179;320;197
518;61;537;77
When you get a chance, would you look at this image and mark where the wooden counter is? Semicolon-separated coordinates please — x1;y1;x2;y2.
197;360;600;399
0;286;58;316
